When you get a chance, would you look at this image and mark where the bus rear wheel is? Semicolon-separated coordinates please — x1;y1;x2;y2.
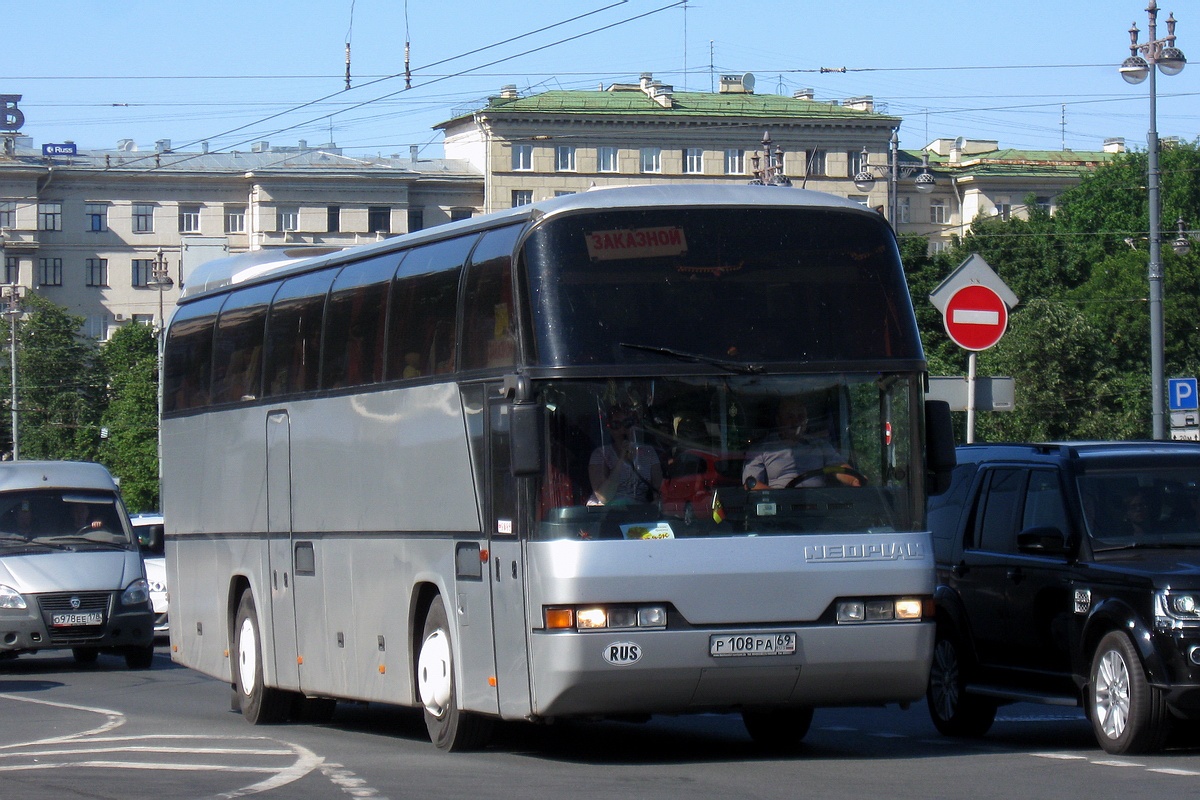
417;596;492;751
234;591;292;724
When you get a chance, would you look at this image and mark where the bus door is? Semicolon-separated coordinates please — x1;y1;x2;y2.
487;393;533;718
265;410;300;689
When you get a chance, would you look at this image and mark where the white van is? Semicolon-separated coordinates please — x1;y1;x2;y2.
0;461;155;668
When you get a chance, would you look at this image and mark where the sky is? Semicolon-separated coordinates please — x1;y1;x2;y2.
4;0;1198;158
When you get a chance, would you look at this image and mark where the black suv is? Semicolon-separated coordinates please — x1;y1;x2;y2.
927;441;1200;754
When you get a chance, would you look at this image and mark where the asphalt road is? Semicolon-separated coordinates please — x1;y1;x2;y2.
2;643;1199;800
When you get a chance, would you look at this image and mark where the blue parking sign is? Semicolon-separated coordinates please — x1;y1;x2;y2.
1169;377;1199;411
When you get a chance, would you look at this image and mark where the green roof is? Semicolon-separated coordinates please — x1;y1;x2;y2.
911;148;1114;178
439;88;899;126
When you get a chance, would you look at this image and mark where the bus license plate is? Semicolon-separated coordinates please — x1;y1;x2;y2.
709;632;796;657
52;612;103;627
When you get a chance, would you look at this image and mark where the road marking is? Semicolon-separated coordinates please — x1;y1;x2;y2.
320;762;390;799
1093;759;1144;768
0;692;123;746
1149;768;1200;776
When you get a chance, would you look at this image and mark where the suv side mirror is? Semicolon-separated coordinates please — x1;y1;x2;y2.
925;399;956;496
1017;525;1071;555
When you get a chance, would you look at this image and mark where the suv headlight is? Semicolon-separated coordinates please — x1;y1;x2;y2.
122;579;150;607
0;583;26;609
1155;590;1200;628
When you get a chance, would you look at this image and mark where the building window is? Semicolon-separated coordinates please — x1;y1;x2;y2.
86;203;108;232
407;208;424;233
848;195;870;208
512;144;533;171
86;258;108;287
556;145;576;172
930;199;948;224
683;148;703;174
277;206;299;232
0;201;15;229
225;205;246;233
806;150;827;176
38;202;62;231
1036;196;1053;214
84;315;109;341
132;203;155;233
327;205;341;233
450;208;473;222
897;196;911;224
928;240;947;256
132;259;154;288
512;190;533;208
4;256;18;284
368;206;391;234
724;149;745;175
598;146;618;173
640;147;661;174
995;198;1011;221
131;314;154;326
178;204;201;234
847;149;867;177
38;257;63;286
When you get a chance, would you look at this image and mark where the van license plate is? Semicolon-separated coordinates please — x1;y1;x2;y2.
52;612;103;627
709;632;796;657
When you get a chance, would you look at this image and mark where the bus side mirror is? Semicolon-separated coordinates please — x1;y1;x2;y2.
925;399;956;496
510;401;544;477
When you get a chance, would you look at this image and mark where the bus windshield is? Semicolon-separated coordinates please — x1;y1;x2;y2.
535;374;921;540
523;206;921;367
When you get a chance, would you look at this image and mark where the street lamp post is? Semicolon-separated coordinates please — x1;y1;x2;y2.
1120;1;1186;440
146;249;174;491
2;284;20;461
749;131;792;186
853;130;936;227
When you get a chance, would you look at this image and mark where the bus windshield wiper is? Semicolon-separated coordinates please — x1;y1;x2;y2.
619;343;764;374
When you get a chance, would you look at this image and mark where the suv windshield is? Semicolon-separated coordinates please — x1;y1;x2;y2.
0;490;132;550
1079;464;1200;549
533;374;921;540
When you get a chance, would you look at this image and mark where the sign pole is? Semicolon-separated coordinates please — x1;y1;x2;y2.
966;353;977;444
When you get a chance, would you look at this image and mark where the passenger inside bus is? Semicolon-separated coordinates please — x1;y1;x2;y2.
587;405;663;506
741;397;861;489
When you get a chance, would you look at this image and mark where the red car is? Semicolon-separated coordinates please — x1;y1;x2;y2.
660;449;744;524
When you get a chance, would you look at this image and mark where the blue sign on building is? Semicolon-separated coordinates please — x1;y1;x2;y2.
42;143;77;157
1169;377;1199;411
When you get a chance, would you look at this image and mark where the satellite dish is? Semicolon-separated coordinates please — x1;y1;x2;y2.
741;73;756;93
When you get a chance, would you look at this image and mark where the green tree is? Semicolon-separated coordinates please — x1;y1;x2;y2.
14;294;102;461
99;323;160;512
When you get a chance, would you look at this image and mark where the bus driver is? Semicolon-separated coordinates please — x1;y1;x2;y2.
742;398;861;489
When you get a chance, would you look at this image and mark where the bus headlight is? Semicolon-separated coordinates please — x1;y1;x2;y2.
836;597;927;623
0;583;26;609
545;604;667;631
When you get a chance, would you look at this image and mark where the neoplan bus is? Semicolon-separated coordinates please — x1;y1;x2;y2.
162;184;955;751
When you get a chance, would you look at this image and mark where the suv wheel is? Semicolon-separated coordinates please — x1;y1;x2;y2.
1089;631;1170;754
927;631;996;737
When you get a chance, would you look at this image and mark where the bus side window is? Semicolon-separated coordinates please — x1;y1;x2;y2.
211;284;274;404
386;237;477;380
322;254;396;389
263;269;336;397
162;295;223;412
462;225;522;371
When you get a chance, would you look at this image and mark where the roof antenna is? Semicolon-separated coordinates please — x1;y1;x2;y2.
404;0;412;89
344;0;355;90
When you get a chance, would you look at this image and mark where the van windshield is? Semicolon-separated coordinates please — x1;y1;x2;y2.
0;490;133;550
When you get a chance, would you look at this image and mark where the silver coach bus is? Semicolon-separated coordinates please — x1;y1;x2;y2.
162;184;954;751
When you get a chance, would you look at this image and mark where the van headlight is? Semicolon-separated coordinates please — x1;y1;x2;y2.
0;583;26;609
122;579;150;607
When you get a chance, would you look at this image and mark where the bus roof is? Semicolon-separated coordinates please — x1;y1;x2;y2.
180;185;880;302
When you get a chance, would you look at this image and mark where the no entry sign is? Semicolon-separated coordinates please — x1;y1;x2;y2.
943;284;1008;351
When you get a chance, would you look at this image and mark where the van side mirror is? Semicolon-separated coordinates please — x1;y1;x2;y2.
925;399;956;496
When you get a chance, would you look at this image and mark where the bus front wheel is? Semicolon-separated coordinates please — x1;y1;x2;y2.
417;596;492;751
234;591;292;724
